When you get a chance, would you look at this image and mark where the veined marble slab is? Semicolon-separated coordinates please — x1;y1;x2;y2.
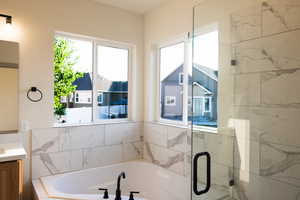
144;142;185;176
233;106;300;147
193;132;234;167
233;168;300;200
262;0;300;36
260;141;300;187
231;4;262;43
234;73;261;106
233;30;300;74
31;122;143;179
262;69;300;105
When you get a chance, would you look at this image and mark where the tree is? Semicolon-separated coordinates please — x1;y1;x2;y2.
54;37;83;118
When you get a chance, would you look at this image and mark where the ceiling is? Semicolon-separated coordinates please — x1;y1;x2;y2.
93;0;172;14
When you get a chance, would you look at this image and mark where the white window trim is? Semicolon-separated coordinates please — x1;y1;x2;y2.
156;25;219;129
192;23;219;131
93;41;132;123
54;31;134;126
156;33;191;126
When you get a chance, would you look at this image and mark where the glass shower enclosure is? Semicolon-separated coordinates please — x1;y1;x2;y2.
190;4;235;200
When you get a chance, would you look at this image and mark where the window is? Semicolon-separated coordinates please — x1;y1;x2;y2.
158;26;218;128
96;45;129;120
179;72;184;85
165;96;176;106
159;42;184;122
193;29;218;127
54;34;131;124
98;92;104;104
204;97;211;112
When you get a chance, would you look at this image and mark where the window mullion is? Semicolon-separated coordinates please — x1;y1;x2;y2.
183;37;192;125
92;41;97;123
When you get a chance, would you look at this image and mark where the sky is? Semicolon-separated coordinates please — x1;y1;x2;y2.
66;38;128;81
63;30;218;82
160;30;219;81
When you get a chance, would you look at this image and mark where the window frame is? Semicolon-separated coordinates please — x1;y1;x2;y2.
54;32;133;126
156;34;191;126
156;24;219;129
193;23;219;130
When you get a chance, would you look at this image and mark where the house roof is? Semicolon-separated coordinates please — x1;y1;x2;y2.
73;73;128;92
193;64;218;81
73;73;92;90
161;63;218;83
109;81;128;92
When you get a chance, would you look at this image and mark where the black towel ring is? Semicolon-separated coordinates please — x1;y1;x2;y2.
27;87;43;102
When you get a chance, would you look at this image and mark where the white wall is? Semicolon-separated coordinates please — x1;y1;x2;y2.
1;0;144;129
0;0;144;199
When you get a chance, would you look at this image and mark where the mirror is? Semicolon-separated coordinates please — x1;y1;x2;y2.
0;40;19;134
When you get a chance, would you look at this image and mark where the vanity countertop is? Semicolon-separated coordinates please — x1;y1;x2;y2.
0;143;26;162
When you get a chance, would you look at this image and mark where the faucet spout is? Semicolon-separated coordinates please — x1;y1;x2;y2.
115;172;126;200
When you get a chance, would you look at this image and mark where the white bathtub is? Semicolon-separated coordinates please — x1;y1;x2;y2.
33;161;190;200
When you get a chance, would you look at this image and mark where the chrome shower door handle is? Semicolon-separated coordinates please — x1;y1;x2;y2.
193;152;211;195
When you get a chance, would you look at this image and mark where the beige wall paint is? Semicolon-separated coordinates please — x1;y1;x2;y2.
0;0;144;199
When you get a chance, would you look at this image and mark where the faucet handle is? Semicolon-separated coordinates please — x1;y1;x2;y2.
129;191;140;200
98;188;109;199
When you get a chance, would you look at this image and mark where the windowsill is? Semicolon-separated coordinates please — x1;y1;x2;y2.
154;120;219;134
155;121;190;129
192;125;218;134
53;119;134;128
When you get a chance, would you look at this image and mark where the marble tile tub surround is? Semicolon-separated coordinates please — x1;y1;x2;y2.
31;122;143;179
143;122;189;176
231;0;300;199
143;122;235;181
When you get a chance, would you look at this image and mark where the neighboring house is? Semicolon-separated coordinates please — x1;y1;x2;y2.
161;64;218;126
61;73;93;108
61;72;128;119
97;80;128;119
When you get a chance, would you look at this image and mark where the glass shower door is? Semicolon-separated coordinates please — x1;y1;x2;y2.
191;4;235;200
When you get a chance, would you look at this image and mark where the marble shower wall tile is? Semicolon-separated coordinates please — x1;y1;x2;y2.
259;142;300;187
233;169;300;200
261;69;300;105
231;2;300;199
231;4;262;43
262;0;300;36
233;30;300;74
233;106;300;147
196;159;233;191
193;131;234;167
234;74;261;106
32;122;143;179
